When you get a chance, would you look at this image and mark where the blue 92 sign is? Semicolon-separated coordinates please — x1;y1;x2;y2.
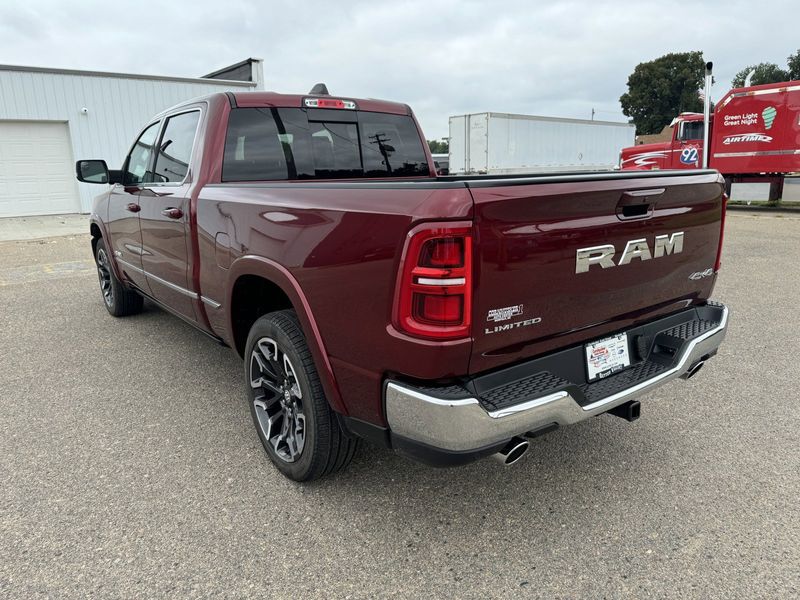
680;147;699;165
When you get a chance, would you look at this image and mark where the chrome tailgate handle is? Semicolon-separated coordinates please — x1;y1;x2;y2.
617;188;665;220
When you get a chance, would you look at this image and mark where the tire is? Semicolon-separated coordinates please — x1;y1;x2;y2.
94;238;144;317
245;310;358;481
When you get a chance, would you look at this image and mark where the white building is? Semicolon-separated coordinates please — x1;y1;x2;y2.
0;58;264;217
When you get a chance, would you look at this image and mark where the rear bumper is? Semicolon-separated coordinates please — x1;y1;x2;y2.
384;302;728;462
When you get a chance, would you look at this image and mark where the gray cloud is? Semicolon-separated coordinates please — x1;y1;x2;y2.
1;0;797;139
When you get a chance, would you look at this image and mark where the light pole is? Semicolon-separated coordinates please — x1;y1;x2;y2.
702;62;713;169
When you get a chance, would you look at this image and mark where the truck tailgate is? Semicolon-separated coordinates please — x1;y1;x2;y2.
467;171;725;374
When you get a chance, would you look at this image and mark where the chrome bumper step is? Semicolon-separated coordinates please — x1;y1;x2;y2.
385;302;729;453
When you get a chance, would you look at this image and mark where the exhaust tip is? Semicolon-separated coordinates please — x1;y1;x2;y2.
683;360;705;380
491;437;530;466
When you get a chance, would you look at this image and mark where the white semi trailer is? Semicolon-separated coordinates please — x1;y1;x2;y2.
449;112;635;175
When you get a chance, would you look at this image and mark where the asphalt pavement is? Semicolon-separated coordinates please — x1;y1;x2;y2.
1;213;798;598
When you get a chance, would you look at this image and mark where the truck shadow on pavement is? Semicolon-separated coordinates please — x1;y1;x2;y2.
129;299;673;523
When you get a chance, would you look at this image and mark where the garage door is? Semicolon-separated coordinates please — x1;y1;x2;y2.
0;121;81;217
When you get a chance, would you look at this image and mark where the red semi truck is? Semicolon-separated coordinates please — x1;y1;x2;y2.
620;80;800;199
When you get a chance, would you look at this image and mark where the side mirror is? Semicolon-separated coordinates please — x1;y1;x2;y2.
76;160;122;184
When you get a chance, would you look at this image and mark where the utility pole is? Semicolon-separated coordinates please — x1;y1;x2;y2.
591;108;595;121
369;132;394;173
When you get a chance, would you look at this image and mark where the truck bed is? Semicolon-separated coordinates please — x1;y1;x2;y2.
439;167;718;184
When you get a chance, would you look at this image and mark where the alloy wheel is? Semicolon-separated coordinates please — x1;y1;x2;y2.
96;248;114;307
249;337;306;463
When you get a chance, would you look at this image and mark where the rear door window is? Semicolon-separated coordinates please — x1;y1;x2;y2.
153;110;201;183
223;107;429;181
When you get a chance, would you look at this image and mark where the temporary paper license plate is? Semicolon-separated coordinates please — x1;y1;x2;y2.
585;333;630;382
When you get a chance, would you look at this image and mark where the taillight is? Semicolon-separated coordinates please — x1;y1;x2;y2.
395;223;472;340
715;192;728;272
419;237;464;268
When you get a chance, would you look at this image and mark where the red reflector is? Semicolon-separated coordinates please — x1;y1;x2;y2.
413;293;463;325
419;238;464;268
715;193;728;271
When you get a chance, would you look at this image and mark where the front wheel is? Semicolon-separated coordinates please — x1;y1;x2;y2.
94;238;143;317
245;310;357;481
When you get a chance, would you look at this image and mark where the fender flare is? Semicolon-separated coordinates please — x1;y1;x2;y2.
226;255;347;415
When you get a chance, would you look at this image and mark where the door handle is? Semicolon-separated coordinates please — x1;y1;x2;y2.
125;203;141;213
161;207;183;219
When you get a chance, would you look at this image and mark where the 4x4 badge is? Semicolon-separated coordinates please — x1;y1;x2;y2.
689;268;714;280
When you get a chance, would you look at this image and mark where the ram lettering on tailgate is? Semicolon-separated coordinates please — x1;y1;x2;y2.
575;232;684;274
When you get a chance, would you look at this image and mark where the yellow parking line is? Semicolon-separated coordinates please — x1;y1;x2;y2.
0;260;96;286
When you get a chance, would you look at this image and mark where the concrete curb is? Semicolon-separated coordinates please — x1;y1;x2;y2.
0;214;89;242
727;204;800;215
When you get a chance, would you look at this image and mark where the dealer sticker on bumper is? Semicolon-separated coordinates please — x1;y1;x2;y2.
585;333;630;381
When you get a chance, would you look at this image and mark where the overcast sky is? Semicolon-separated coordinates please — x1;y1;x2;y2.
1;0;797;139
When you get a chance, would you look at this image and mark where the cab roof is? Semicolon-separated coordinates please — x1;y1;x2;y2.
229;91;411;115
154;91;413;121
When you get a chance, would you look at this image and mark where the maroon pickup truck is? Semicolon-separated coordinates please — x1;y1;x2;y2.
76;88;729;481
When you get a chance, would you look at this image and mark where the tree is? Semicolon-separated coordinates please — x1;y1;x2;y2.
788;49;800;80
427;139;449;154
731;62;790;87
620;51;705;135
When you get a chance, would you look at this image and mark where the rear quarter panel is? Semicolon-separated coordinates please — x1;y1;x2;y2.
195;182;474;425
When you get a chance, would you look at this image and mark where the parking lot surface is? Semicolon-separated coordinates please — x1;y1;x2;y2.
1;212;798;598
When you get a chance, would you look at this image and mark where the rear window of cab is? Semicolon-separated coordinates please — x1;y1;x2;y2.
222;107;430;181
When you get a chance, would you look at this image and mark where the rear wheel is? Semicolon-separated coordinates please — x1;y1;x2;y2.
94;238;143;317
245;310;357;481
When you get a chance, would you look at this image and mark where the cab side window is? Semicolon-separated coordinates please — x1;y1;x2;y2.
124;122;161;185
679;121;704;141
153;111;201;183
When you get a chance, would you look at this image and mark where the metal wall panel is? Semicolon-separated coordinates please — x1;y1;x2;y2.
0;68;256;213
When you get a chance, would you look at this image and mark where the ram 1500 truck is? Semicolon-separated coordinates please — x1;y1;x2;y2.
76;88;729;481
